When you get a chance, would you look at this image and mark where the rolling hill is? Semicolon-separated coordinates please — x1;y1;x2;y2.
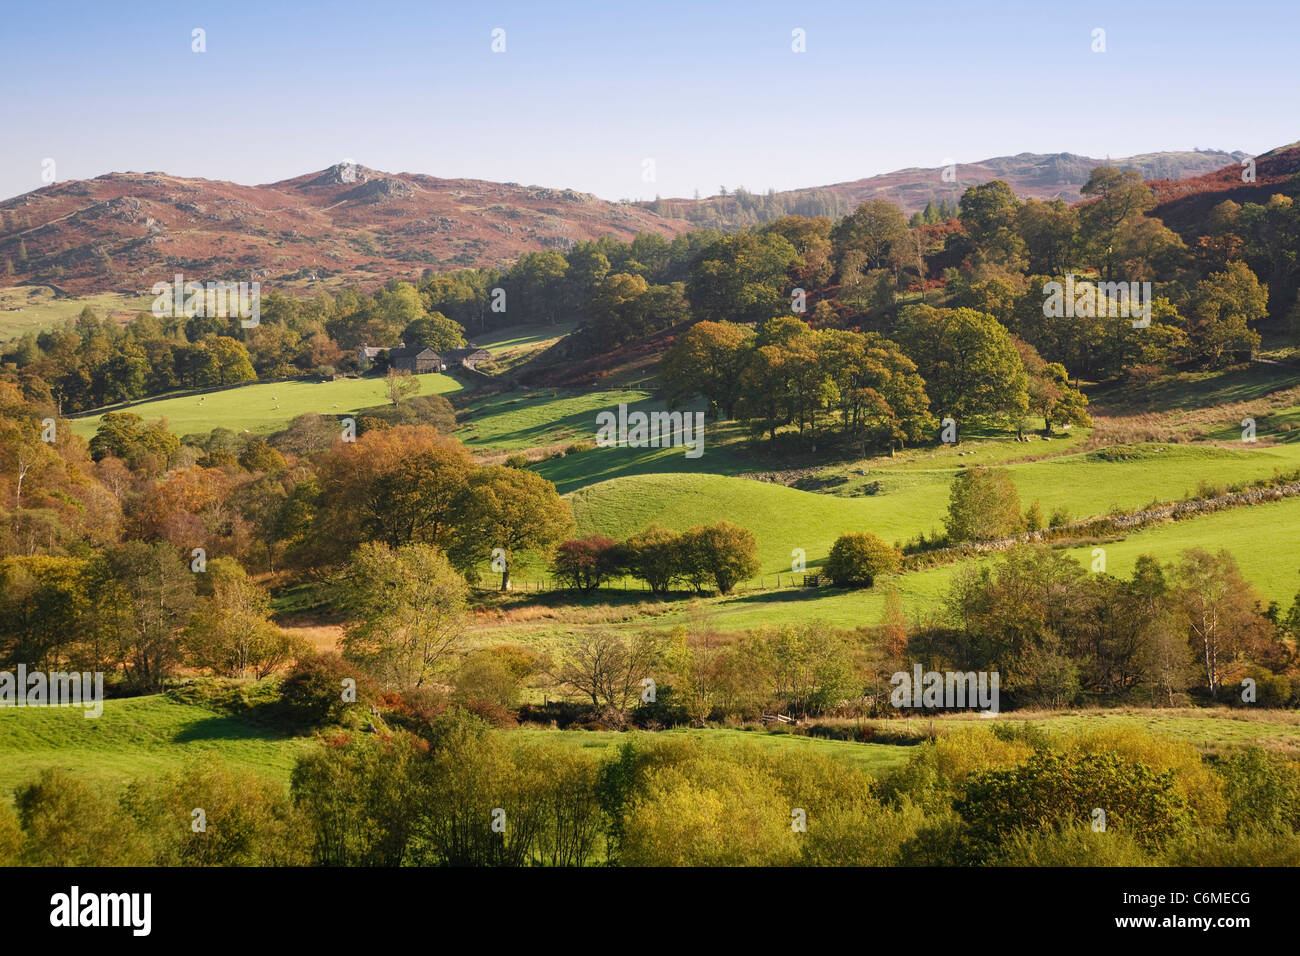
0;162;692;295
644;148;1248;223
0;148;1249;299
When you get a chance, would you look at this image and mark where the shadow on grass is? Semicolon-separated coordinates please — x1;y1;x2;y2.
170;709;303;744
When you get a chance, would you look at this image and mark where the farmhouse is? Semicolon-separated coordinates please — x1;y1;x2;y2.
385;346;441;374
443;345;491;369
357;342;445;373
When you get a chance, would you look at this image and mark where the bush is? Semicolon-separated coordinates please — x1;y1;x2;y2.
825;532;901;587
992;823;1153;866
678;520;760;594
956;750;1192;859
1163;827;1300;866
279;652;372;726
504;453;530;469
15;768;151;866
619;755;799;866
944;467;1026;542
565;441;594;455
1216;747;1300;834
0;801;22;865
122;760;306;866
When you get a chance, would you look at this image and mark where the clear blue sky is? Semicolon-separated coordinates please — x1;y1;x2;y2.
1;0;1296;202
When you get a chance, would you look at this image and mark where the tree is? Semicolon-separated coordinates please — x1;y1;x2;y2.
818;329;934;451
660;320;754;418
624;524;684;594
88;541;196;690
832;199;911;274
679;521;759;594
186;557;290;678
552;534;622;591
337;542;468;689
459;466;574;590
824;532;901;587
385;369;421;406
687;231;800;325
1078;167;1156;280
1170;548;1271;698
1191;261;1267;366
308;426;472;566
402;311;465;352
1014;339;1091;435
558;630;663;714
897;305;1029;428
945;467;1026;543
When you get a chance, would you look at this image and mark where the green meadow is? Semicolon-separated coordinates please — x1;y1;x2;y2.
67;373;462;439
0;694;315;801
0;285;156;340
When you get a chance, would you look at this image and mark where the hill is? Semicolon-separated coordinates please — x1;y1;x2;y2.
644;149;1246;225
0;162;692;295
1151;141;1300;241
0;149;1246;299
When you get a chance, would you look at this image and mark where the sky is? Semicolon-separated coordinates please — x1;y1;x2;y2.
1;0;1297;202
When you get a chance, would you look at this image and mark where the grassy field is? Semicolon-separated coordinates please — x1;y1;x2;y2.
472;322;578;373
0;694;315;801
6;695;1297;809
0;285;157;340
567;441;1300;573
469;488;1300;649
516;726;915;774
68;373;462;438
894;707;1300;753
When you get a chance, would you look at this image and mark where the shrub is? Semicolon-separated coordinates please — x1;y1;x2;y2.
992;823;1153;866
552;534;622;590
825;532;901;587
0;801;22;865
15;768;151;866
1164;827;1300;866
1216;747;1300;834
504;453;530;469
956;750;1192;859
279;652;372;726
122;760;306;866
944;467;1026;542
453;645;544;710
619;756;799;866
679;520;760;594
291;733;426;866
565;441;594;455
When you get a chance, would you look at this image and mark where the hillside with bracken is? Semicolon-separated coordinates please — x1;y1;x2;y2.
0;163;693;295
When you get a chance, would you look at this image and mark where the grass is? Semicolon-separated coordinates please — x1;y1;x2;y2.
855;707;1300;755
0;285;157;341
514;726;915;774
67;373;462;438
567;442;1300;576
0;694;315;800
470;488;1300;649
